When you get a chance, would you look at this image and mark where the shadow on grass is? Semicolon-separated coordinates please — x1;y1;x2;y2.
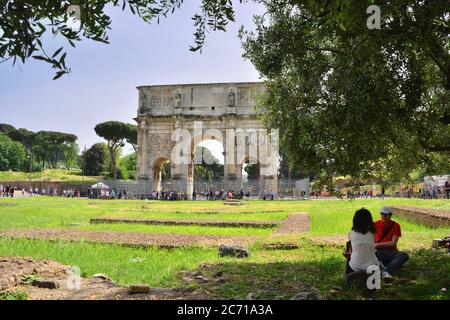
183;247;450;300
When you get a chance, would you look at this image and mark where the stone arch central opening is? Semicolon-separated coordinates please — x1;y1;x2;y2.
152;157;171;192
191;139;224;199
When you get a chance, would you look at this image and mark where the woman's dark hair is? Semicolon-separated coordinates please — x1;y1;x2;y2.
352;208;376;234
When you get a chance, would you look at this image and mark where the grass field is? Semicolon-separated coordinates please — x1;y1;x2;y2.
0;196;449;300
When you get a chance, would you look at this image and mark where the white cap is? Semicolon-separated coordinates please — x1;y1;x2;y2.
380;206;392;215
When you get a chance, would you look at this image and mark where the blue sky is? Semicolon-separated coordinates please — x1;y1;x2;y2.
0;1;264;160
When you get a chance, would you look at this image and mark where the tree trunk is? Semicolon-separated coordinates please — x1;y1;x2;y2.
28;151;33;191
109;147;117;180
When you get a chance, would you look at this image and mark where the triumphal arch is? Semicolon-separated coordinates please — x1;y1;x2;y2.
135;82;278;199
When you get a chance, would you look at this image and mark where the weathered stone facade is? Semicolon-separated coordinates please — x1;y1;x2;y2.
135;82;278;198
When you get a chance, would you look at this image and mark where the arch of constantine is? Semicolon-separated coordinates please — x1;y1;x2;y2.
134;82;278;199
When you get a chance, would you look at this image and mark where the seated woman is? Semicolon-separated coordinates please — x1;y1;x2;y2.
346;208;380;274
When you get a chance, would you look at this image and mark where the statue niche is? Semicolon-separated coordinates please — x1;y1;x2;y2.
175;93;182;109
228;91;235;107
139;94;148;114
228;91;236;115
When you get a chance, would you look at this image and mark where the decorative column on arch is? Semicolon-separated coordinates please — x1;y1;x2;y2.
136;119;149;180
151;158;166;193
258;128;279;196
136;119;152;196
224;127;243;192
170;118;193;199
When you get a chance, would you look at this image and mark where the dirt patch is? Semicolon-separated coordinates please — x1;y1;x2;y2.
112;208;284;214
223;200;246;206
0;256;68;291
391;205;450;218
196;209;283;214
0;202;17;207
391;205;450;228
0;256;221;300
0;228;256;249
273;213;310;234
90;217;279;228
260;242;299;250
310;235;347;248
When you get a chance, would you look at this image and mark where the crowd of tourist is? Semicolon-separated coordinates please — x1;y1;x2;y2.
31;187;59;196
0;185;16;197
147;190;188;200
197;189;276;200
147;189;236;201
1;185;59;197
2;179;449;200
342;181;450;200
2;185;81;198
197;189;239;200
62;188;81;198
141;188;277;201
87;188;137;200
345;189;383;200
419;181;450;199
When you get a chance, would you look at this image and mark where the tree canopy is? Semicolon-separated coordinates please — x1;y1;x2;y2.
82;142;108;176
0;123;79;171
125;125;138;152
0;133;27;171
0;0;244;78
244;160;259;180
120;151;137;180
31;131;78;169
0;124;16;135
240;0;449;182
0;124;34;149
94;121;136;180
2;1;448;183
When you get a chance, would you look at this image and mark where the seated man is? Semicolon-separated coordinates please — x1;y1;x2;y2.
374;206;409;277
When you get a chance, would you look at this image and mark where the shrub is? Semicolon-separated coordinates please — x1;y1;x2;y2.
0;133;27;171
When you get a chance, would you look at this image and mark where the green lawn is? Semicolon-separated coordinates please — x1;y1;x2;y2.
0;237;218;287
0;196;449;300
0;197;288;229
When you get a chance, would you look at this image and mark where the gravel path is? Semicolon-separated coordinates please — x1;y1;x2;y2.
90;217;280;228
0;228;256;249
273;212;310;234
